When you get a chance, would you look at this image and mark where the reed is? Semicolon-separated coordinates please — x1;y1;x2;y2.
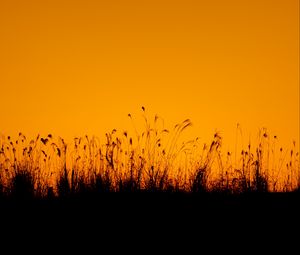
0;109;298;198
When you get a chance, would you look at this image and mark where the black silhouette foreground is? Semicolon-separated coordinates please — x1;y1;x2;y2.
0;114;299;244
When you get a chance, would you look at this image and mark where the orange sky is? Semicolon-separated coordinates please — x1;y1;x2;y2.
0;0;299;150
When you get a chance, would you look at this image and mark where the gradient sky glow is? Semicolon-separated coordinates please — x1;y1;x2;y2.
0;0;299;149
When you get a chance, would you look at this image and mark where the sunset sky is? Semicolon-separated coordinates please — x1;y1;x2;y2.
0;0;299;150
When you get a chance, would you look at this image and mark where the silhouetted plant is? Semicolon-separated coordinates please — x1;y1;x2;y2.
92;172;112;193
192;168;208;193
253;160;269;193
57;167;71;198
0;110;298;199
10;169;35;199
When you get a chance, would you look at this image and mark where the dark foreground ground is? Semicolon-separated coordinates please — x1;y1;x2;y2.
1;192;299;227
0;192;299;250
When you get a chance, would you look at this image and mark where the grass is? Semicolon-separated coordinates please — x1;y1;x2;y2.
0;109;299;200
0;112;299;246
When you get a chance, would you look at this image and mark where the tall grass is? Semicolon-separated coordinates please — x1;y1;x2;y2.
0;109;299;198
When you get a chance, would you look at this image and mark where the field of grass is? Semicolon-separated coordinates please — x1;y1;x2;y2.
0;110;299;200
0;111;299;245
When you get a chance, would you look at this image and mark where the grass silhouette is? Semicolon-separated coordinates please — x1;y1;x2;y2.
0;109;299;199
0;111;299;245
0;108;299;240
